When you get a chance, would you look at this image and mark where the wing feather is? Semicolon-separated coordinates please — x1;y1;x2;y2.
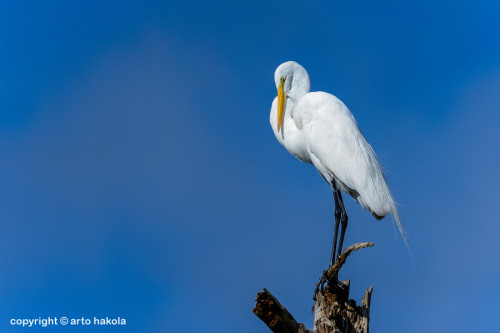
287;84;409;250
295;92;393;217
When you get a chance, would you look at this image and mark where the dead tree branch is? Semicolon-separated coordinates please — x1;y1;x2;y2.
253;242;374;333
253;289;310;333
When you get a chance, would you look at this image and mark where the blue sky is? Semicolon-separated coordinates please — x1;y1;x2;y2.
1;1;499;332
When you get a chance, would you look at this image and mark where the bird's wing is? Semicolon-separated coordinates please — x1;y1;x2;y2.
294;92;392;217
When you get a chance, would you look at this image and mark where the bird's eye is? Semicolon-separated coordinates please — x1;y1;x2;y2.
280;76;285;83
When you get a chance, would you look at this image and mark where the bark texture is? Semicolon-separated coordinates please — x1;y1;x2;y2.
253;242;374;333
253;289;310;333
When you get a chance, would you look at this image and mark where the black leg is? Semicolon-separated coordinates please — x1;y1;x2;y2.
330;183;341;267
336;190;348;259
315;183;345;296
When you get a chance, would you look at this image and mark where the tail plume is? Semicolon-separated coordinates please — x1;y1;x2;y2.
390;203;412;257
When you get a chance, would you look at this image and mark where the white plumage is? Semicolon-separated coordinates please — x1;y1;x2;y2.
270;61;406;258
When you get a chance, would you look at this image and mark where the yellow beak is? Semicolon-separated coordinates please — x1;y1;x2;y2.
277;77;286;132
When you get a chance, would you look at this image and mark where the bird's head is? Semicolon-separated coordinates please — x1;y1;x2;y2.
274;61;311;132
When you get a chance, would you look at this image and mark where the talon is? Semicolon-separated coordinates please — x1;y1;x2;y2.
314;268;333;299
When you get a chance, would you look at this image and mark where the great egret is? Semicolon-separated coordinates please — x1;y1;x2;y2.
270;61;406;266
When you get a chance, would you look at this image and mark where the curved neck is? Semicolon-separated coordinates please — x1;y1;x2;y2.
274;96;311;163
279;95;302;141
289;83;310;103
285;88;307;120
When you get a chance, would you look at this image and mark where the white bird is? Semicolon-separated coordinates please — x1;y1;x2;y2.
270;61;406;266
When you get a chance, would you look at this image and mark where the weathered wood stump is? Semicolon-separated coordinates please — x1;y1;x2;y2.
253;242;374;333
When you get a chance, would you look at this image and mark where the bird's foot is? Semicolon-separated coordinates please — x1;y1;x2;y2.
313;269;337;300
313;272;326;300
